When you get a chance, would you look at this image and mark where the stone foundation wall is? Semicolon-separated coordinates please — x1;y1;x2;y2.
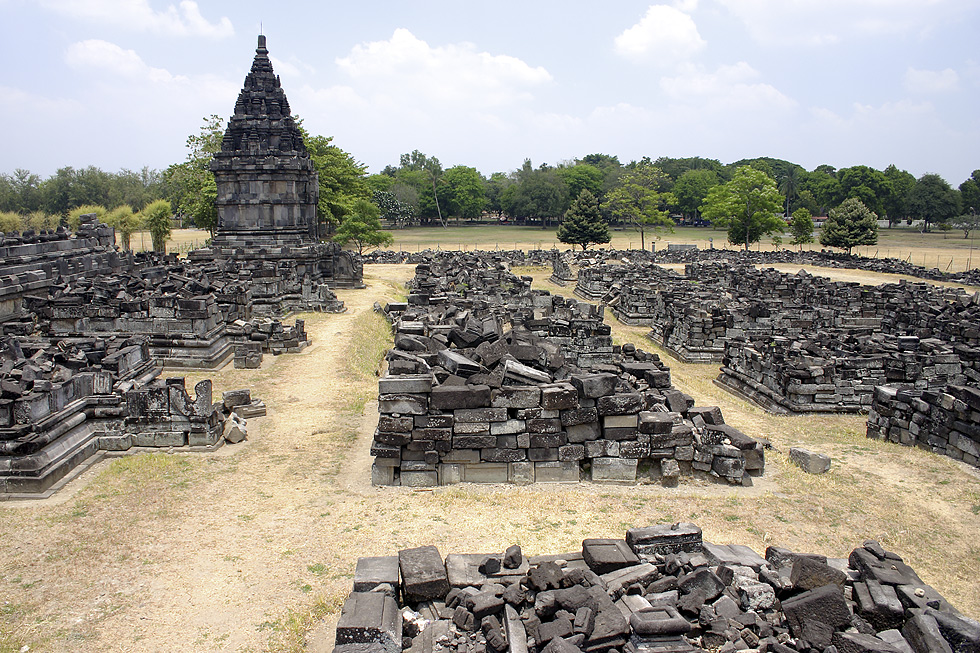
867;384;980;468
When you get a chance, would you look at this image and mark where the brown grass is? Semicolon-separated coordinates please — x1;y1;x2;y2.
1;263;978;653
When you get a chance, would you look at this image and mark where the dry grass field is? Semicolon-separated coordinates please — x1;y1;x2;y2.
1;262;979;653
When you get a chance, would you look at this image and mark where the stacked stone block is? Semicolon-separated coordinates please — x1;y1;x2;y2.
867;384;980;468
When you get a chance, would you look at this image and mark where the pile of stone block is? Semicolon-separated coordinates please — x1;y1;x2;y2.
374;254;764;487
867;384;980;468
335;525;980;653
717;333;969;414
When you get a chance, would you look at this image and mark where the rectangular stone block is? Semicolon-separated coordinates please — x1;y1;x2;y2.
626;523;703;556
561;407;598;427
566;422;601;443
453;435;495;449
490;419;525;435
379;393;427;415
482;448;527;463
509;461;534;485
399;546;450;603
430;384;491;410
597;393;644;415
602;414;638;429
638;412;674;434
438;463;463;485
354;556;400;595
591;457;638;483
378;374;433;394
455;407;507;422
530;433;566;448
453;421;490;435
336;592;402;653
541;383;579;410
379;415;414;432
462;463;509;483
527;418;561;433
415;415;453;428
372;463;395;486
534;461;581;482
491;385;541;409
400;471;439;487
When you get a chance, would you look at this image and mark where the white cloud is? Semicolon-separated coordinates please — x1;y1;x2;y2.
66;39;183;83
40;0;233;38
905;67;959;93
660;62;796;110
715;0;957;46
335;28;551;108
614;5;706;64
270;56;316;79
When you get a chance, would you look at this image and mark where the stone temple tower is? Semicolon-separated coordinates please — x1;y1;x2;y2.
189;35;363;313
211;35;319;247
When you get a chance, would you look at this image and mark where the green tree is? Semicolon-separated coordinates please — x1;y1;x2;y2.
778;166;803;216
673;169;718;220
332;198;393;254
439;166;486;223
802;169;843;215
373;190;416;228
163;114;223;235
501;160;569;227
959;170;980;215
106;204;141;251
302;132;371;236
820;197;878;254
602;162;674;250
556;164;604;204
484;172;512;218
951;211;979;239
142;199;173;253
907;173;959;231
557;189;610;250
700;166;784;250
881;164;915;225
839;165;887;216
790;208;814;250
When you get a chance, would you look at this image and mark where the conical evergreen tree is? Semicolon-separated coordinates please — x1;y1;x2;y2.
819;197;878;254
557;189;610;250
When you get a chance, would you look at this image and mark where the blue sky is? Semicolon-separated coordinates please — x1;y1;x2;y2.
1;0;978;185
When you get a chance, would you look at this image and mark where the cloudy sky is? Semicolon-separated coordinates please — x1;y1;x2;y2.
2;0;978;185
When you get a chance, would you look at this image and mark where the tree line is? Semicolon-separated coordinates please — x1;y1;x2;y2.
3;115;978;254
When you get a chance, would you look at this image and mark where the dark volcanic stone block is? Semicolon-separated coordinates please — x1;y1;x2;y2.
354;556;400;596
541;383;579;410
678;568;724;601
596;393;644;416
570;373;618;399
398;545;450;603
833;632;903;653
903;611;955;653
626;523;702;556
430;384;491;410
791;556;848;591
782;584;852;638
581;539;639;575
336;592;402;653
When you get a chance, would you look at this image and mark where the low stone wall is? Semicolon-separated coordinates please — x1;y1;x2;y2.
0;336;264;496
867;384;980;468
334;526;978;653
716;333;970;414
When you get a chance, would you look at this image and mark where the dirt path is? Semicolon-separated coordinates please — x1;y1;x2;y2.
2;264;979;653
